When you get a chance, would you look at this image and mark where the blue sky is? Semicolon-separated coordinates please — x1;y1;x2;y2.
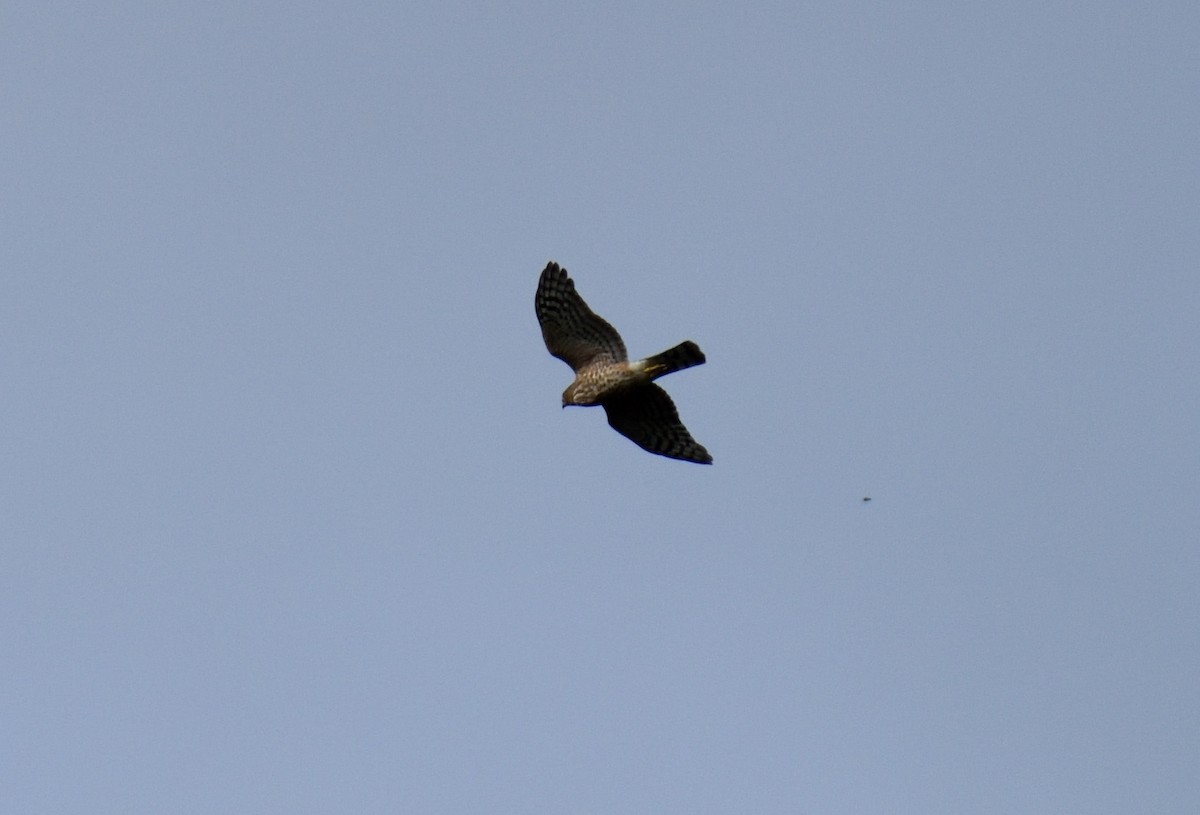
3;2;1198;812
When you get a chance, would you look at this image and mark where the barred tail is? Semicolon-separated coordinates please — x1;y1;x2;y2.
642;341;706;380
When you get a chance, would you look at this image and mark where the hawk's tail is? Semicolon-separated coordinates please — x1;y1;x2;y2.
641;341;706;380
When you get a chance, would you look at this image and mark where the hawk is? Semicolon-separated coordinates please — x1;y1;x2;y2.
535;261;712;464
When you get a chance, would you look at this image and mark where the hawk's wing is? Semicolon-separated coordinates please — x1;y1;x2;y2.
603;383;712;464
536;262;627;371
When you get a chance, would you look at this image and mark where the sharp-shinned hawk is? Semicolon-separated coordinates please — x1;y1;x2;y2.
535;261;712;464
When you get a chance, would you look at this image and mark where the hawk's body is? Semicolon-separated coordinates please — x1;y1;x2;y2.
535;261;712;464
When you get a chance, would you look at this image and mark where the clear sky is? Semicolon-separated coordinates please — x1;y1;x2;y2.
4;2;1197;812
